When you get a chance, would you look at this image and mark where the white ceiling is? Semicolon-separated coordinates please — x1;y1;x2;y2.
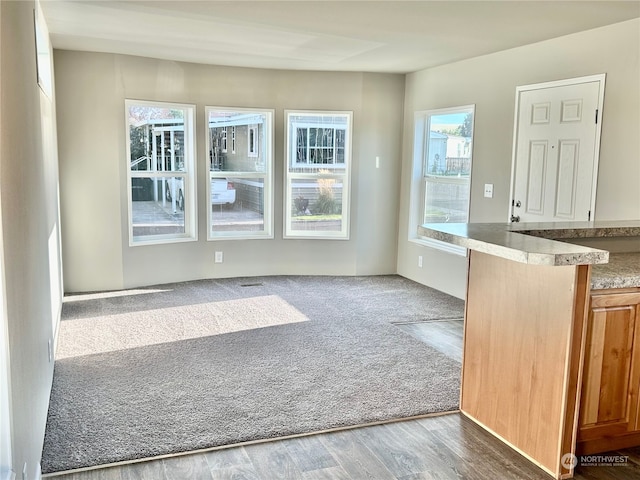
41;1;640;74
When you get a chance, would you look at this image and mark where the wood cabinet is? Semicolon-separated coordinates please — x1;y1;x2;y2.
461;251;591;479
577;287;640;454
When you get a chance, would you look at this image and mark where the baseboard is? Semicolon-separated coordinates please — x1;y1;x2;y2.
577;432;640;455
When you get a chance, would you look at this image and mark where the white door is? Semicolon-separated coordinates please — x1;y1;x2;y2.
509;75;605;223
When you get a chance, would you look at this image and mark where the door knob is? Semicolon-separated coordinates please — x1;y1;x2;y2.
510;215;520;223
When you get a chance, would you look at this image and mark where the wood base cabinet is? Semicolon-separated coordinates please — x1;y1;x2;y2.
577;288;640;455
461;251;591;479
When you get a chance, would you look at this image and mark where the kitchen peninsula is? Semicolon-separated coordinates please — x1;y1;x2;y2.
418;221;640;479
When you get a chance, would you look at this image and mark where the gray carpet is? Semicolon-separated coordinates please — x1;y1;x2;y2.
42;275;465;473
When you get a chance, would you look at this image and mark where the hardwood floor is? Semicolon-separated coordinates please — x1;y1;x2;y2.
45;320;640;480
394;319;464;360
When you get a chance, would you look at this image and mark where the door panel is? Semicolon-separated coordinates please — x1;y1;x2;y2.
555;139;579;218
511;77;603;223
525;141;547;214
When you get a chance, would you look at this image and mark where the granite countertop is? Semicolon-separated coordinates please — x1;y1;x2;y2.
418;220;640;267
417;222;611;266
508;220;640;239
591;252;640;290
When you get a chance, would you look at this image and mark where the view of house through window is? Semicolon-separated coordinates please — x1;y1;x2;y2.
126;101;196;245
285;111;352;239
422;106;474;224
207;108;274;239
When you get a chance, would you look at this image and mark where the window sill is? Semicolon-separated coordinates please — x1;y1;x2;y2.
129;235;197;247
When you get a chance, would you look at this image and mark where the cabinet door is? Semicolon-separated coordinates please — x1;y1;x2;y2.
579;292;640;441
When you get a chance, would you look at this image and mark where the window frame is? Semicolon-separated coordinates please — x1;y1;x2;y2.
284;110;352;240
206;106;274;241
125;99;197;246
409;105;475;256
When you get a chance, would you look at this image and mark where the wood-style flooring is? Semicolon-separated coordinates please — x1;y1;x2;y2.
47;319;640;480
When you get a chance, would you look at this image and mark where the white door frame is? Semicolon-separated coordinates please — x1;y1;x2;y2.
508;74;606;222
0;149;13;480
0;238;12;479
0;0;13;474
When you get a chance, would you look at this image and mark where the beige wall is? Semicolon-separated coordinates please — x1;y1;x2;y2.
55;52;405;292
1;1;61;476
398;19;640;298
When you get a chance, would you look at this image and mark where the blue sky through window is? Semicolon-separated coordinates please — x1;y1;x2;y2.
431;112;467;126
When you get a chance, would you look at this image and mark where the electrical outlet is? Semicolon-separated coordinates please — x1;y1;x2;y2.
484;183;494;198
375;156;380;169
418;255;423;268
214;251;223;263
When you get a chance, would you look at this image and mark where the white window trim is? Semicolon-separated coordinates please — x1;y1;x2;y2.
125;100;197;246
284;110;352;240
206;107;274;241
408;105;475;256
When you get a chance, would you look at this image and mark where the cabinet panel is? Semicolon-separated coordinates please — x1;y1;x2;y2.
578;290;640;447
581;306;635;426
461;252;588;478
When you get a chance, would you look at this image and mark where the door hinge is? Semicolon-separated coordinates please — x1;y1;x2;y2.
588;210;591;221
595;109;598;124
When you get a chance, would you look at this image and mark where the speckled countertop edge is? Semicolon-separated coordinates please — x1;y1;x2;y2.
416;222;640;266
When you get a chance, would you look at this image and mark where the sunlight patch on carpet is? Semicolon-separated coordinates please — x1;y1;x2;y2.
56;295;309;359
64;288;174;302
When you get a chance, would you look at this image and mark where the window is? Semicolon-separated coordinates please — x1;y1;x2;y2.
231;126;236;154
220;127;228;153
410;106;475;254
285;111;352;239
207;107;274;239
126;100;197;245
294;126;345;165
248;125;259;157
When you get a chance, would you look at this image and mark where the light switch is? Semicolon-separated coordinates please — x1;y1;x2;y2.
484;184;494;198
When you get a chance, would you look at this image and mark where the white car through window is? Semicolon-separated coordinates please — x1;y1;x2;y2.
165;178;236;211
